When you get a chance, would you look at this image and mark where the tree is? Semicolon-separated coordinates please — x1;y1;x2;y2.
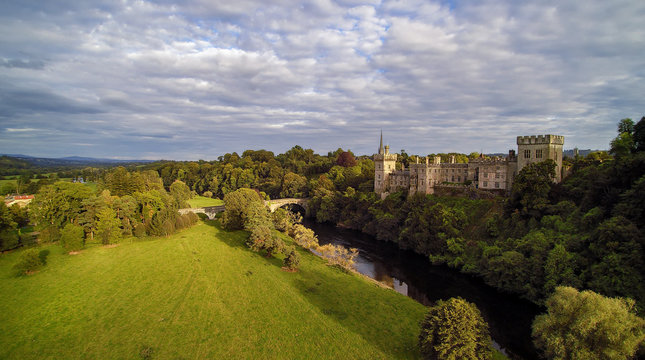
507;160;556;218
96;207;122;245
336;151;357;167
280;172;307;198
418;297;493;360
283;246;301;270
633;116;645;152
170;180;192;207
0;202;19;250
532;287;645;360
221;188;265;230
60;223;85;252
12;248;45;276
31;181;93;229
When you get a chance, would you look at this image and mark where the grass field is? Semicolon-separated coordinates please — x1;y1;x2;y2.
0;220;428;359
187;195;224;208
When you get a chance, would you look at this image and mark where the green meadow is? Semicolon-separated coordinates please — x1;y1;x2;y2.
187;195;224;208
0;220;427;359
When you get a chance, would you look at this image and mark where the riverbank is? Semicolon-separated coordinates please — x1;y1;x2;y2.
305;219;540;360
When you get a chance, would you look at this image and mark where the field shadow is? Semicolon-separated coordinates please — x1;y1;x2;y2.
201;219;285;268
292;264;418;359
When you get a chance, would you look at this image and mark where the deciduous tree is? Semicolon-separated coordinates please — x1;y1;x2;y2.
532;286;645;360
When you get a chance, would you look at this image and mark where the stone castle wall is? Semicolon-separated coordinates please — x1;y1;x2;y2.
374;134;563;198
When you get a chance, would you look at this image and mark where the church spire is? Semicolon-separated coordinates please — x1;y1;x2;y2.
378;130;384;155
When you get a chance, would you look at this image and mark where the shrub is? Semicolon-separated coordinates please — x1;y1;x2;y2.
291;224;319;250
284;247;301;271
133;223;146;238
317;244;358;270
419;297;493;360
0;229;19;251
13;248;45;276
39;226;60;243
60;223;85;252
203;191;213;198
38;249;50;264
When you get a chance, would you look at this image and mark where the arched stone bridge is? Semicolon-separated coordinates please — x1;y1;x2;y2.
178;205;225;220
265;198;310;216
179;198;310;220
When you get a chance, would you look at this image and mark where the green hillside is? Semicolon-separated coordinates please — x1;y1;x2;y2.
0;221;426;359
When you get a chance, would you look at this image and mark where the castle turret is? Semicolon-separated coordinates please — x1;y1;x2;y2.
374;133;397;197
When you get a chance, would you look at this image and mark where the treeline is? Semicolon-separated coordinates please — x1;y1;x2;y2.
1;171;198;252
136;146;374;199
307;117;645;311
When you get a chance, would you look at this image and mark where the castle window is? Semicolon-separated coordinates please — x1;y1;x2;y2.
483;181;488;187
457;176;461;182
495;182;500;188
495;173;500;179
451;176;455;182
524;150;531;159
536;149;543;158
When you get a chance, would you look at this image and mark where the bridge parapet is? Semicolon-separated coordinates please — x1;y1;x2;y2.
265;198;310;216
178;198;310;220
179;205;225;220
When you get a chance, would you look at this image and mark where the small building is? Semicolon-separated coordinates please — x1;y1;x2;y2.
4;194;35;208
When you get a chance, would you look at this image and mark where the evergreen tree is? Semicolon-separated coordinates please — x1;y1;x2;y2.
418;297;493;360
96;207;122;245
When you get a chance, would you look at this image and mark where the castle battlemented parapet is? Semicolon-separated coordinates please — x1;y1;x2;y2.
517;135;565;145
374;133;564;198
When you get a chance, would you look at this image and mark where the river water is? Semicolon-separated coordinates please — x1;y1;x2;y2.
303;219;541;360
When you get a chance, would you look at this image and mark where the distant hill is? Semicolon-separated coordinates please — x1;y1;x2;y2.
0;154;153;168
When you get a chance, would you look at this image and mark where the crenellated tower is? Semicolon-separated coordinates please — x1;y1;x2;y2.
516;135;564;182
374;131;397;197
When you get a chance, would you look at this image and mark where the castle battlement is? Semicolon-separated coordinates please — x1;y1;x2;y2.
469;157;508;165
374;132;564;198
374;153;397;161
517;135;564;145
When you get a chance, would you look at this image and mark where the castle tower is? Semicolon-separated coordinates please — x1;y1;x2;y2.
516;135;564;182
374;131;397;196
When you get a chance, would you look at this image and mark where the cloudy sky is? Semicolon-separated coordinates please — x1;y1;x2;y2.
1;0;643;160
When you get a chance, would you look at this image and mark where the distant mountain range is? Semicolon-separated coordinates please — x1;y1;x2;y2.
1;154;154;167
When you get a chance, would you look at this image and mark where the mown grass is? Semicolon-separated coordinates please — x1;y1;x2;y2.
0;220;427;359
187;195;224;208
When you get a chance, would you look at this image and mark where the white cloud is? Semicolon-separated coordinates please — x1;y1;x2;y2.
0;0;643;159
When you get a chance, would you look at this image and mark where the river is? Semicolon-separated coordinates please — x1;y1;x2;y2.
303;219;542;360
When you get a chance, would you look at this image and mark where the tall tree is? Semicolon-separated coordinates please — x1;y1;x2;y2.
532;287;645;360
96;207;122;245
418;297;493;360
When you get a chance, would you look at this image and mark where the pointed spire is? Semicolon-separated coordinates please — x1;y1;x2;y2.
378;130;384;155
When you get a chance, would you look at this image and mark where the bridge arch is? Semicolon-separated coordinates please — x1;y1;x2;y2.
265;198;310;217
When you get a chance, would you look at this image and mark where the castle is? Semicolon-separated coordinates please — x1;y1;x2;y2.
374;133;564;197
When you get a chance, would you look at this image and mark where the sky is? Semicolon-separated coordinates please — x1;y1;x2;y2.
0;0;644;160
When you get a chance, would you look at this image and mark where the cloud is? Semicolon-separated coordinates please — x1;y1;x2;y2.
0;0;643;159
